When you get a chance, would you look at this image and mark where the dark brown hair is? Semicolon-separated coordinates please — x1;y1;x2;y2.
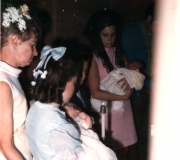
134;59;146;74
31;47;83;105
83;9;125;73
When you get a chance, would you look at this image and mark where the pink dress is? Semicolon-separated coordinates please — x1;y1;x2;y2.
92;47;137;150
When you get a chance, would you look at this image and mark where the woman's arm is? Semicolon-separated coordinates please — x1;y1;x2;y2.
0;82;24;160
88;59;132;101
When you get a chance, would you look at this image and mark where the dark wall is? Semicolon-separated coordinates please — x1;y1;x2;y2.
2;0;154;45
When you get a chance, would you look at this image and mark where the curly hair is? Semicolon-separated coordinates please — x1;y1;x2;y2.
1;17;41;47
31;48;83;105
83;9;125;73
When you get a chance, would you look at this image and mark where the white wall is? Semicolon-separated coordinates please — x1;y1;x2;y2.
149;0;180;159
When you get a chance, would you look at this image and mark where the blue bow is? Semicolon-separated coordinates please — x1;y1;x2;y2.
31;45;66;86
35;45;66;70
40;45;66;61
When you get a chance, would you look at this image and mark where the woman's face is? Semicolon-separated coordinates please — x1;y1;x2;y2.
62;76;77;104
100;25;116;48
15;34;38;67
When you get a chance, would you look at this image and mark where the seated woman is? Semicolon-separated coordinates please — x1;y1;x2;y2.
25;46;117;160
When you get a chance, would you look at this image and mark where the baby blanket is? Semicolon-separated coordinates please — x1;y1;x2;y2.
91;68;145;112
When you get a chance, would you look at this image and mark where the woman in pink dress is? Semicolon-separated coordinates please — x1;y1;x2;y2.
83;9;137;159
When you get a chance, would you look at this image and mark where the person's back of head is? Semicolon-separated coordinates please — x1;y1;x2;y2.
63;43;93;86
31;46;83;105
76;43;93;62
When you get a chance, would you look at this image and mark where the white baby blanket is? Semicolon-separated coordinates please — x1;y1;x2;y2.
91;68;145;112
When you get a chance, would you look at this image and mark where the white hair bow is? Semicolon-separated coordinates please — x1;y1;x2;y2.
31;45;66;86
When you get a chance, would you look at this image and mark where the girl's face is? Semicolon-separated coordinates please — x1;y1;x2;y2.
80;61;88;85
100;25;116;48
62;76;77;104
15;34;38;67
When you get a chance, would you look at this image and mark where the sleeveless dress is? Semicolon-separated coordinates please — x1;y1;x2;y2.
92;47;137;150
0;61;32;160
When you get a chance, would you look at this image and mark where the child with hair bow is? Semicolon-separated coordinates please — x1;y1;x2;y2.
25;46;117;160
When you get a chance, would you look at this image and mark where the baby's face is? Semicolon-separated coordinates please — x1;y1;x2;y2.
127;61;141;70
64;104;80;118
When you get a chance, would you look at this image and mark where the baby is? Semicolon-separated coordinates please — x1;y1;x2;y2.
64;103;93;130
91;59;146;112
126;59;146;73
64;103;118;160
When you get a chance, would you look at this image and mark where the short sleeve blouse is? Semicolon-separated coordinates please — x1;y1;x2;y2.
25;101;84;160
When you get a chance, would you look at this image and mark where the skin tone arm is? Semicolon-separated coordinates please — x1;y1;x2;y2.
88;58;133;101
0;82;24;160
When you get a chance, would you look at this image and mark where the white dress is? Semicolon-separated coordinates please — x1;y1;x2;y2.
0;61;32;160
73;116;118;160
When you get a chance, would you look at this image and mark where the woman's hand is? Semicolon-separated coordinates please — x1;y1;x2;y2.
117;76;134;100
117;76;131;92
88;58;132;101
124;88;134;100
